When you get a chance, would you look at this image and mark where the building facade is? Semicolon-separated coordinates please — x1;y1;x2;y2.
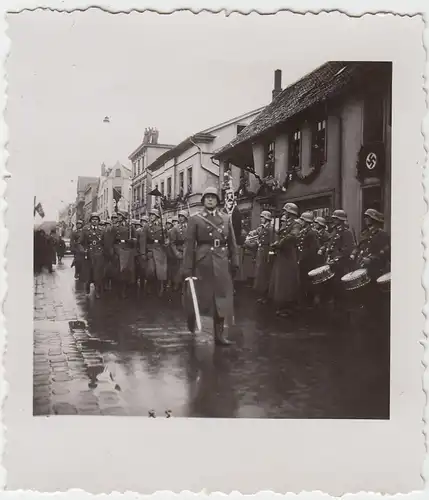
214;62;392;237
75;176;98;222
83;182;99;223
145;108;264;218
57;202;75;237
128;128;175;219
97;161;132;219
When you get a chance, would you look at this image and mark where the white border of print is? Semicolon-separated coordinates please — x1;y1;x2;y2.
0;0;427;496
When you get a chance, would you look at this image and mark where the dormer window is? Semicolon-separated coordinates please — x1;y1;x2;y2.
115;168;121;177
290;129;301;171
263;141;275;178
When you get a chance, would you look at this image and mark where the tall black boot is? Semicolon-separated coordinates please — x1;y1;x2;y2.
214;317;233;346
85;282;91;295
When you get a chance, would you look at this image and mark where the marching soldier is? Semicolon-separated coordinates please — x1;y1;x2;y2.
140;208;168;296
165;218;175;289
313;217;330;247
182;186;239;346
102;219;116;291
269;203;302;317
80;212;105;299
351;209;390;280
71;219;85;280
113;211;137;298
172;215;179;228
319;209;354;297
247;210;274;305
136;215;149;289
297;211;320;309
169;209;189;291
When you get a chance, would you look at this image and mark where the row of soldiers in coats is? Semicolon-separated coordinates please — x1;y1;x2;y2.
70;209;190;299
245;202;390;318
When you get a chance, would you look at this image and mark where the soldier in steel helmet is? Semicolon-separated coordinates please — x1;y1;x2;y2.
136;214;149;290
182;186;239;346
80;212;105;299
112;211;138;298
71;219;85;280
169;210;189;292
247;209;274;305
140;208;168;296
297;211;320;309
351;208;390;280
268;202;302;317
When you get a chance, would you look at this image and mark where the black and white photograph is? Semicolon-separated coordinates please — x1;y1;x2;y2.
3;5;425;494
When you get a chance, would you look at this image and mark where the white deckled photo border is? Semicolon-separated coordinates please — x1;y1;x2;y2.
0;0;428;497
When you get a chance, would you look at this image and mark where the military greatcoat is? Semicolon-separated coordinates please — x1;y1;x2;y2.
113;225;137;284
141;221;168;281
182;209;239;320
268;219;301;305
71;228;85;276
169;222;188;285
80;225;105;285
297;225;321;296
253;223;274;294
354;226;390;279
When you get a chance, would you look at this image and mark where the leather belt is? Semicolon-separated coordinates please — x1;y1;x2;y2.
197;239;225;248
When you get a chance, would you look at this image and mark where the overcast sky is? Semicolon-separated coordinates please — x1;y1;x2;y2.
6;10;405;220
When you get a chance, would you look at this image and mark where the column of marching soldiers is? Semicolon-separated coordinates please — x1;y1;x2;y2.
70;189;390;322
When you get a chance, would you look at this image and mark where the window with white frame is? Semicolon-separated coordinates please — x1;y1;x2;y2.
187;167;193;193
311;119;327;166
161;181;165;196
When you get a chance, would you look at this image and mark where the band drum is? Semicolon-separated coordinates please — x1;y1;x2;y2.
341;268;371;291
376;272;391;293
308;265;335;285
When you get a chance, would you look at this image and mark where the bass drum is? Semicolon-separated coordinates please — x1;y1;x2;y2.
341;268;371;291
308;265;335;285
376;272;391;293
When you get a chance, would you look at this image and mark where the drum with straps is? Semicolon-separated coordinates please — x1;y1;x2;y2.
308;265;335;285
376;272;391;293
341;268;371;291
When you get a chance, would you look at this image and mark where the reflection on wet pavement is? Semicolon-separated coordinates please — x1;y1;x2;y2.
34;256;390;418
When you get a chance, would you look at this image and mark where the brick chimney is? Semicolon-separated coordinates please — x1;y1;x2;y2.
272;69;282;101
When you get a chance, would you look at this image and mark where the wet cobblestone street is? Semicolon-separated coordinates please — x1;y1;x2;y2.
34;256;390;418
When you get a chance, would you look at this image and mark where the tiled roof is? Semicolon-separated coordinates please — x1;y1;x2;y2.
214;61;387;158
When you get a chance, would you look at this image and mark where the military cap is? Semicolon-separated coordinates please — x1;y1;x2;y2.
89;212;100;221
260;210;273;221
282;202;299;216
178;210;189;219
300;211;314;223
201;186;220;204
149;208;161;218
364;208;384;224
332;209;348;221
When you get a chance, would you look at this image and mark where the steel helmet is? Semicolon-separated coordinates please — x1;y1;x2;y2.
89;212;100;221
140;215;149;223
260;210;273;221
282;202;299;216
314;216;327;228
300;211;314;223
178;210;189;219
332;209;348;221
364;208;384;224
201;186;220;204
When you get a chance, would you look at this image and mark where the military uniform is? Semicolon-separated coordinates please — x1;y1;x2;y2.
268;203;301;315
113;213;137;297
71;222;85;279
169;212;188;290
297;212;320;307
80;213;105;298
251;211;274;301
352;209;390;280
136;215;149;288
140;209;168;295
182;187;239;346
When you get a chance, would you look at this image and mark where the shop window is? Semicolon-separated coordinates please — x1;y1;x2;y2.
263;141;275;178
311;119;327;165
364;92;384;143
290;130;301;171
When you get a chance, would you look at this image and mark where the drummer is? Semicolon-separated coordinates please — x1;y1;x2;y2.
319;209;354;297
351;209;390;281
297;211;320;309
313;217;330;247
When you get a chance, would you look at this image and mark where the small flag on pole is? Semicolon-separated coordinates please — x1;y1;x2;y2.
34;201;45;218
